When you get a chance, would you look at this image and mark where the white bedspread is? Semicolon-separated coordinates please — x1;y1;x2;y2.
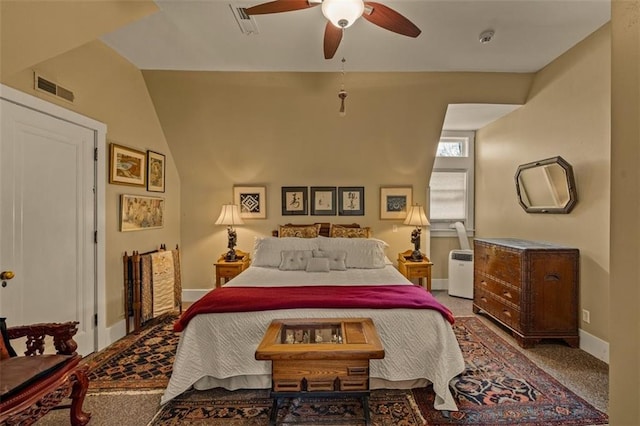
162;266;465;411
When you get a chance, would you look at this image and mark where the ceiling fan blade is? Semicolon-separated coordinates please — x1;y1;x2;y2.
362;2;421;38
245;0;318;15
323;21;343;59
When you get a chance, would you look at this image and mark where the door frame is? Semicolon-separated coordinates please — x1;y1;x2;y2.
0;83;108;351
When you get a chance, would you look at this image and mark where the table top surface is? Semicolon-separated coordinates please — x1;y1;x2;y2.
255;318;385;361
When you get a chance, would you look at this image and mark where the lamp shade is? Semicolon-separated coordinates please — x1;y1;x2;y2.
322;0;364;28
215;204;244;226
403;204;430;227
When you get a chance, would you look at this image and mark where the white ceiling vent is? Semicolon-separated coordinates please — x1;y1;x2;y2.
230;4;259;35
34;73;75;103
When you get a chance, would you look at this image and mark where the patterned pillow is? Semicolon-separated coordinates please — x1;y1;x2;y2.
330;226;371;238
279;224;321;238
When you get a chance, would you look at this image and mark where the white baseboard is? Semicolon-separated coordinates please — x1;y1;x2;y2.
431;278;448;291
579;328;609;364
183;288;209;303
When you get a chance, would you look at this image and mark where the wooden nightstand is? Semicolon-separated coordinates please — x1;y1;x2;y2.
214;249;250;288
397;249;433;291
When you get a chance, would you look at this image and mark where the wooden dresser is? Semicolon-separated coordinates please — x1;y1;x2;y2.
472;238;579;348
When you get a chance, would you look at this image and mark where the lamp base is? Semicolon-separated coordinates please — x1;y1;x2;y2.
224;250;237;262
408;250;423;262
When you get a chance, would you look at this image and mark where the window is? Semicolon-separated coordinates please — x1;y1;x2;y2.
429;131;475;236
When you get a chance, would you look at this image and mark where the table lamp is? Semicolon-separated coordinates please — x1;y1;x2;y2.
403;204;430;262
215;204;244;262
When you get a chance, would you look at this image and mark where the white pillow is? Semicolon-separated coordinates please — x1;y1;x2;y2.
317;236;388;269
305;257;330;273
312;249;347;271
252;237;320;267
279;250;313;271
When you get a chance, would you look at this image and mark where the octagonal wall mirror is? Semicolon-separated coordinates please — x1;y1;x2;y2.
515;156;577;213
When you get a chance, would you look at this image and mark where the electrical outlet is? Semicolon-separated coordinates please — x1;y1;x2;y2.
582;309;590;324
392;225;398;232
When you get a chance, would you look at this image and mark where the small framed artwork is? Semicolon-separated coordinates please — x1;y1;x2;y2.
281;186;308;216
120;194;165;231
147;150;166;193
380;186;412;219
109;143;146;187
234;186;267;219
311;187;337;216
338;187;364;216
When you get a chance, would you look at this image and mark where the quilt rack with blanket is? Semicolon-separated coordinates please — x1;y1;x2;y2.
123;244;182;334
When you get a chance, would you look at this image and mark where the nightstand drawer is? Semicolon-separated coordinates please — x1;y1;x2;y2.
407;266;431;277
217;265;241;277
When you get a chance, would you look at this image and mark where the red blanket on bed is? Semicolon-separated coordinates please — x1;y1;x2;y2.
174;285;454;332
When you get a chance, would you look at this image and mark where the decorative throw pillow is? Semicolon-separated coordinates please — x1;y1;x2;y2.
313;249;347;271
317;236;388;269
330;226;371;238
305;257;331;273
252;237;319;267
278;250;313;271
279;224;321;238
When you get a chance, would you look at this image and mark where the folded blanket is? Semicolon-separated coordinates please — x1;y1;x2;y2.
174;285;454;332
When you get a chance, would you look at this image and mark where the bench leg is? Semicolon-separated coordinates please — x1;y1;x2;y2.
69;367;91;426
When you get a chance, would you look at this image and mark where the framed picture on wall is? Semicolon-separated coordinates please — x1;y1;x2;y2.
310;187;337;216
338;187;364;216
109;143;146;187
380;186;412;219
234;186;267;219
120;194;165;231
281;186;308;215
147;150;165;192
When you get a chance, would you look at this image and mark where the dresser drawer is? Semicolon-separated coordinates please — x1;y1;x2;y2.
475;288;521;330
475;275;520;305
476;244;522;286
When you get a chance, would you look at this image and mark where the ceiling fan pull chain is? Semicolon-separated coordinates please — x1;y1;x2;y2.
338;57;348;117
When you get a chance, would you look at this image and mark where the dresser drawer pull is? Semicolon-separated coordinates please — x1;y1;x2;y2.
502;291;512;299
503;310;512;318
348;366;368;375
545;273;560;281
480;280;487;286
481;297;488;303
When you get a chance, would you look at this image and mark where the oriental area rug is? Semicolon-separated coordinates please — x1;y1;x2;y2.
85;315;608;425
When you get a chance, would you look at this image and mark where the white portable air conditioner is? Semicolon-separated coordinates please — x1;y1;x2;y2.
448;221;474;299
448;249;474;299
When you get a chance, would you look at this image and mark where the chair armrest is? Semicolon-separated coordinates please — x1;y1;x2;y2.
7;322;79;356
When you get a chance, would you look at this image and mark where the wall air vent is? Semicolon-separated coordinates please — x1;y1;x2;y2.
34;73;75;103
229;4;259;35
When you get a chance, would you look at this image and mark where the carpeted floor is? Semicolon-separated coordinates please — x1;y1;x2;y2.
37;292;609;425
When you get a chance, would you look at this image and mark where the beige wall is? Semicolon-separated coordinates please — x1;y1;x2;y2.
475;25;611;343
142;70;532;290
1;40;181;327
609;1;640;423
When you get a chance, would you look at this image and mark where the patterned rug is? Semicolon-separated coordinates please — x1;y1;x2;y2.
83;313;180;392
86;315;608;425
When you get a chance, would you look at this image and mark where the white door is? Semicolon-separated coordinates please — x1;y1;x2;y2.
0;98;96;355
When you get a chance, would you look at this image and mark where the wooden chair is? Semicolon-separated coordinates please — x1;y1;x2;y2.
0;321;90;425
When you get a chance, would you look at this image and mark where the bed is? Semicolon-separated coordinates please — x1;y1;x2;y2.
162;226;465;411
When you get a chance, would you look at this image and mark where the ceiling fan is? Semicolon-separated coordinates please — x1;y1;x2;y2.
244;0;421;59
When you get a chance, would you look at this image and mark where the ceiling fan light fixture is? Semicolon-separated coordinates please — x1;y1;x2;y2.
322;0;365;28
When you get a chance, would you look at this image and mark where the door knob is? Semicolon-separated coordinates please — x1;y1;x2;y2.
0;271;15;280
